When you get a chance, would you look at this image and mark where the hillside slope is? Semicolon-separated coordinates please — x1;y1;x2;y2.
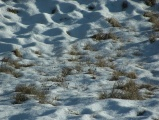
0;0;159;119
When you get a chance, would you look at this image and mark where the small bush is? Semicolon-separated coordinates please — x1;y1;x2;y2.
107;18;121;27
13;93;29;104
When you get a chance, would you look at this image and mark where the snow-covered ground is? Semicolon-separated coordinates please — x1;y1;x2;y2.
0;0;159;119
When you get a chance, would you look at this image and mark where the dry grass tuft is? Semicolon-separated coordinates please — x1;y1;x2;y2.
83;42;96;51
99;80;143;100
95;59;107;67
47;76;64;82
107;18;122;27
110;70;137;81
14;84;47;104
126;72;137;79
12;93;29;104
69;45;83;55
91;31;117;41
139;84;157;91
15;84;37;94
110;70;126;81
12;49;22;58
143;11;159;31
0;66;22;78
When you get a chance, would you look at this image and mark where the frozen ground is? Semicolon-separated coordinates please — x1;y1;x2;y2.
0;0;159;119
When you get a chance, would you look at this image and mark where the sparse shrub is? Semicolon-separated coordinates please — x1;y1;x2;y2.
99;80;143;100
7;8;19;14
107;18;121;27
14;84;47;104
144;0;156;6
91;31;117;41
12;93;29;104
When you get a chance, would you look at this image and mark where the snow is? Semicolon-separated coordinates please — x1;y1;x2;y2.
0;0;159;119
